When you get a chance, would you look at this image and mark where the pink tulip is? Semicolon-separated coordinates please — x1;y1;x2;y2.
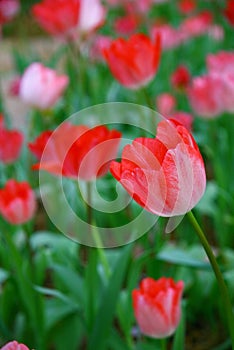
207;51;234;75
79;0;106;33
180;11;213;38
19;63;69;110
151;24;184;50
0;0;20;25
132;277;184;338
156;93;176;116
1;341;29;350
187;75;225;118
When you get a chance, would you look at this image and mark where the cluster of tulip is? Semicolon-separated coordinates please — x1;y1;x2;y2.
0;0;234;349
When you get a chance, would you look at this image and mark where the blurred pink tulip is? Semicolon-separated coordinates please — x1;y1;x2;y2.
180;11;213;38
207;51;234;75
19;63;69;110
0;0;19;25
156;93;176;115
151;24;184;50
90;35;112;61
1;341;29;350
188;75;224;118
79;0;106;33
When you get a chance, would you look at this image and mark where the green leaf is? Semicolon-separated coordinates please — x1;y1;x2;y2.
107;329;131;350
156;244;211;270
88;244;132;350
48;311;83;350
44;298;80;331
51;264;84;303
33;285;79;308
171;302;186;350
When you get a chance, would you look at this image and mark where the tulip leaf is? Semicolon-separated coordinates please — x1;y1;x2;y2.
50;264;84;303
44;298;80;331
107;329;131;350
88;244;132;350
171;302;186;350
156;244;211;270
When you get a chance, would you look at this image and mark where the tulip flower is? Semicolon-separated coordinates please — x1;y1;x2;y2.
170;65;190;90
0;117;24;164
206;51;234;75
29;123;122;181
132;277;184;338
151;24;184;50
78;0;106;34
110;118;206;217
187;75;225;118
19;63;69;110
32;0;80;37
0;180;37;225
32;0;105;37
224;0;234;26
1;340;29;350
156;93;176;116
180;11;213;38
178;0;196;14
168;111;193;131
103;33;161;89
0;0;20;25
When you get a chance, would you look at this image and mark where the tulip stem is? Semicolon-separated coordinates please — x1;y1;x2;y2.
187;211;234;346
86;182;111;278
141;87;154;111
160;338;167;350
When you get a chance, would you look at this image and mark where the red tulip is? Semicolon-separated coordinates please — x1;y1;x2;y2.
0;117;23;164
224;0;234;26
171;65;190;90
103;33;161;89
114;14;140;36
178;0;196;14
132;277;184;338
29;123;122;181
0;180;36;225
110;119;206;217
1;341;29;350
32;0;105;37
32;0;80;36
0;114;4;128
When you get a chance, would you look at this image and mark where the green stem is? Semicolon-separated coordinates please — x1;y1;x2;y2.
141;87;154;111
160;338;167;350
4;230;45;349
187;211;234;346
86;182;111;278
